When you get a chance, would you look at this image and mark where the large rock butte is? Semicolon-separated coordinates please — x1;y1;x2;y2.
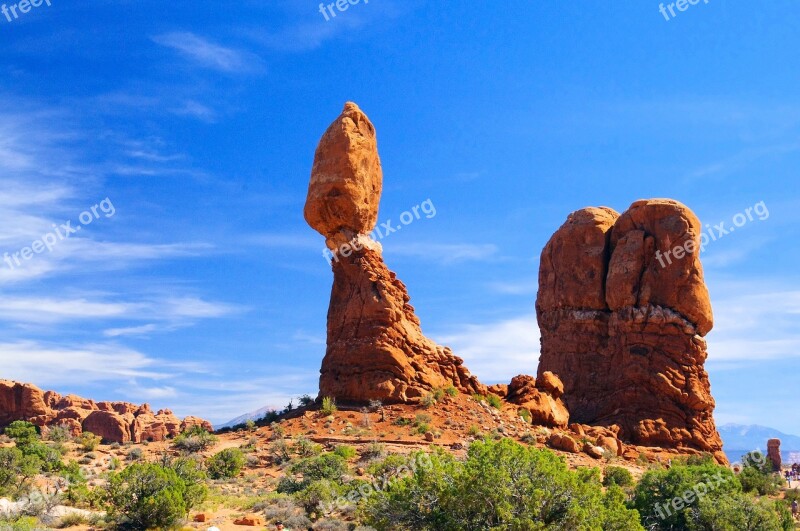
536;199;726;463
307;103;485;403
0;380;212;443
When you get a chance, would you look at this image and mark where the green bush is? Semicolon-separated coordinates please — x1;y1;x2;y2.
486;394;503;409
291;453;347;483
79;432;101;452
632;459;742;530
604;466;634;487
444;385;458;397
294;436;323;457
167;456;208;509
207;448;246;479
294;479;342;513
321;397;337;416
105;462;200;530
738;451;782;495
0;446;42;498
360;438;643;530
334;445;357;460
687;491;792;530
173;425;217;453
4;421;39;446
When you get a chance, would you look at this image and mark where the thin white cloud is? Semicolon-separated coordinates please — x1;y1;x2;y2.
388;243;499;264
434;315;540;384
152;32;263;73
706;283;800;366
0;295;238;326
0;341;191;386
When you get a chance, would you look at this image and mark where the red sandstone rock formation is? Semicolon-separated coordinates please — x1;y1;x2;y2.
768;439;782;471
0;380;212;443
537;199;726;463
306;103;485;403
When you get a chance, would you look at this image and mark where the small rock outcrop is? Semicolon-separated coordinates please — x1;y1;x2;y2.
537;199;726;463
0;380;212;443
306;103;485;403
506;373;569;428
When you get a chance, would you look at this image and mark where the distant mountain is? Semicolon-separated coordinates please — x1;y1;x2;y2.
719;423;800;463
219;406;278;430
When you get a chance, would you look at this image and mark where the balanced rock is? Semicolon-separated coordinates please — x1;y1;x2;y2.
0;380;211;443
536;199;726;463
307;103;485;403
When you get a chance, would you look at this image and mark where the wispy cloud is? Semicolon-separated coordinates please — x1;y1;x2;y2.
434;315;540;384
388;243;499;264
152;32;263;73
0;294;239;328
706;282;800;367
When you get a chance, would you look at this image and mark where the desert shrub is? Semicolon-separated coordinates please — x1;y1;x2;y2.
270;438;291;465
295;479;342;513
361;442;386;460
291;453;347;483
299;394;315;407
0;516;40;531
244;419;256;432
126;447;143;462
46;425;72;443
361;438;642;530
55;512;91;528
486;394;503;409
467;425;481;437
256;493;313;528
632;459;742;530
78;432;101;452
105;462;199;530
603;466;634;487
172;425;217;453
444;385;458;397
294;436;323;457
167;456;208;509
312;517;350;530
518;408;531;423
738;450;782;495
0;447;42;498
334;445;357;460
207;448;246;479
686;491;792;530
420;393;437;409
321;397;337;416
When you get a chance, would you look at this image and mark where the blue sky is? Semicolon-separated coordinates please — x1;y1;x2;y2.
1;0;798;431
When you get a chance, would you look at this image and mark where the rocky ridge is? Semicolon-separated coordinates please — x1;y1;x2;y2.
0;380;212;443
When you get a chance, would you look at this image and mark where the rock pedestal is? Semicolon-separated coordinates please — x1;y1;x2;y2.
768;439;782;471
